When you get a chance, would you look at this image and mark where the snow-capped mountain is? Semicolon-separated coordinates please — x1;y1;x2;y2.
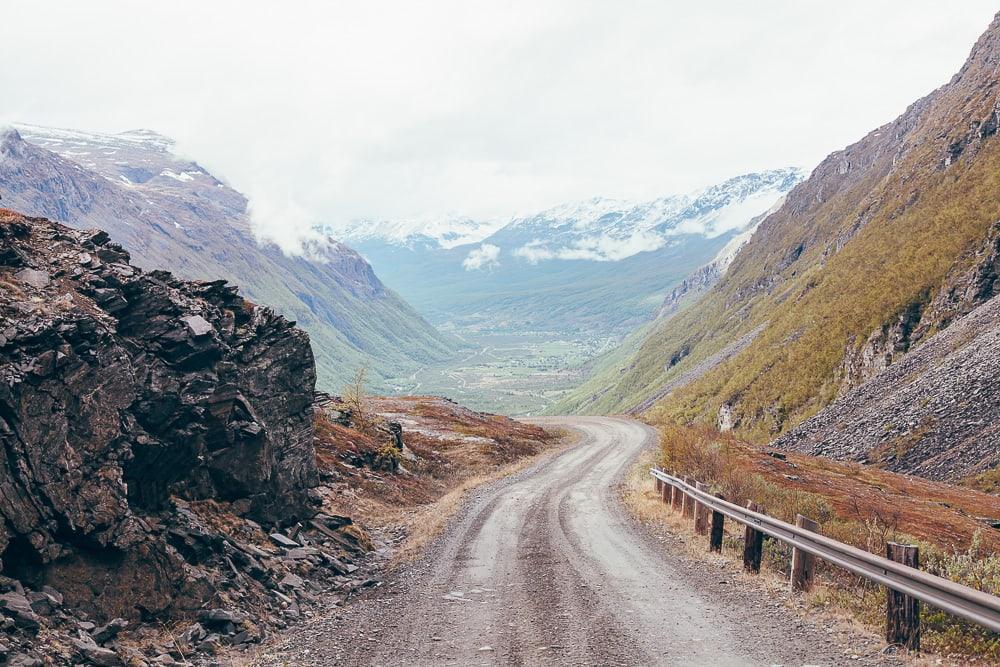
336;168;801;266
342;169;803;336
487;168;802;263
15;124;238;207
337;215;506;250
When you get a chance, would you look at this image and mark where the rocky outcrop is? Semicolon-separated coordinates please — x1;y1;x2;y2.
0;209;320;616
777;219;1000;481
773;292;1000;482
838;220;1000;393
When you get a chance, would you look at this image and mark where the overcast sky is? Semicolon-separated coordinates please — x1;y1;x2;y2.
4;1;999;243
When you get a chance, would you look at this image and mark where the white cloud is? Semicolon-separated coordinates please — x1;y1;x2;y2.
463;243;501;270
514;231;666;263
512;241;556;264
2;1;998;251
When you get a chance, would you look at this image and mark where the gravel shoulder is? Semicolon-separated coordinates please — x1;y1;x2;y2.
253;417;898;666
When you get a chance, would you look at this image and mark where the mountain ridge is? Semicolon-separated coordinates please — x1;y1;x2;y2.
339;168;802;261
0;124;457;391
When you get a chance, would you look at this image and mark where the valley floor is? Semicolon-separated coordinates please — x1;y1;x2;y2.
252;417;889;666
385;330;617;416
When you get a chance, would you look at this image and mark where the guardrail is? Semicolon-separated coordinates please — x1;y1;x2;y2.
650;468;1000;650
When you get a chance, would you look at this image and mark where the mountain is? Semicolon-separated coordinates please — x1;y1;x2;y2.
556;11;1000;483
338;214;505;250
0;124;456;390
338;169;802;337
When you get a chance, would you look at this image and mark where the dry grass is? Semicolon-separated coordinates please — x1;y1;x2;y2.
965;466;1000;495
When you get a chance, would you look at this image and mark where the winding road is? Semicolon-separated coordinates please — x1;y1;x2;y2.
258;417;881;666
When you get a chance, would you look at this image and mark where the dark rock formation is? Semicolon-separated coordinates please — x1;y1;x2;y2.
0;209;319;616
0;210;390;666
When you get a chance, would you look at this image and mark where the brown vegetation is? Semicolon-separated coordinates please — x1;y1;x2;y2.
312;395;560;557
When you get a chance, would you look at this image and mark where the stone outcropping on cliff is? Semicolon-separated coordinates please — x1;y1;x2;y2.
0;210;318;565
0;208;329;624
772;289;1000;483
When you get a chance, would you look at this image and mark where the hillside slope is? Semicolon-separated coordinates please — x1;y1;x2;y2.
772;287;1000;482
0;125;456;390
560;12;1000;457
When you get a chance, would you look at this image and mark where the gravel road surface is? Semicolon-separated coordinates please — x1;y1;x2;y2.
256;416;891;666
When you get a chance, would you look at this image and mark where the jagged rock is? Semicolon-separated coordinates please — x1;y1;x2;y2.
315;514;352;528
7;654;44;667
25;591;55;616
174;622;207;654
0;211;320;620
0;592;41;631
73;639;124;667
226;629;254;646
180;314;213;337
284;547;320;561
197;634;224;655
13;268;49;288
92;617;128;644
197;608;245;635
279;573;305;590
41;586;63;607
269;533;299;548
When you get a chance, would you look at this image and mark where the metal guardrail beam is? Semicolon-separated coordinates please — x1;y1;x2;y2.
650;468;1000;634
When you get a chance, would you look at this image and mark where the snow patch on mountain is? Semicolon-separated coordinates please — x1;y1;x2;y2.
331;168;802;266
508;169;802;263
666;182;790;237
338;215;505;249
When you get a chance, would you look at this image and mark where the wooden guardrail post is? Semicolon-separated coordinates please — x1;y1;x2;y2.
886;543;920;652
682;477;694;518
694;482;710;534
709;494;725;552
790;514;819;592
670;480;682;512
742;501;764;573
655;476;663;495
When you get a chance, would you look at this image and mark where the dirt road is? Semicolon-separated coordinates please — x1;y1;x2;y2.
257;417;882;666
